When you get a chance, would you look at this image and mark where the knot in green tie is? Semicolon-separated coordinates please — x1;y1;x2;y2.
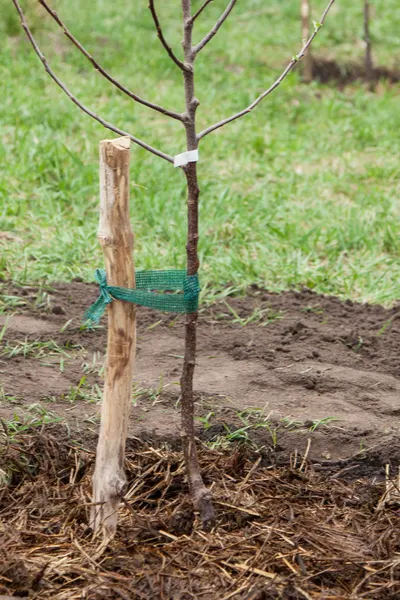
94;268;113;306
84;269;114;325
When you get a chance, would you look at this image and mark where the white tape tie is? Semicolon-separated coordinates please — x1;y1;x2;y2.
174;149;199;168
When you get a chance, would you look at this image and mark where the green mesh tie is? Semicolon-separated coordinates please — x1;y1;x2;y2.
85;268;200;324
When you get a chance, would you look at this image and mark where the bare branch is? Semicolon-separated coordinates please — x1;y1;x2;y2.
149;0;186;71
11;0;173;163
38;0;183;122
198;0;336;140
193;0;237;55
192;0;214;22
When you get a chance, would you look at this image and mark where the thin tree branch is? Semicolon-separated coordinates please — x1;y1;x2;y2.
193;0;237;55
149;0;187;71
38;0;183;122
12;0;173;163
197;0;336;139
192;0;214;22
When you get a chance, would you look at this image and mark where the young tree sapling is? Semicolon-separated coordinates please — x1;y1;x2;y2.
11;0;336;537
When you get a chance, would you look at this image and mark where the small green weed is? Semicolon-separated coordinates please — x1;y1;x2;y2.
207;426;252;450
146;319;163;331
281;415;339;432
222;301;283;327
0;386;20;404
301;305;324;315
0;295;27;314
308;416;339;432
34;287;52;311
195;411;215;430
343;336;364;353
65;376;102;403
281;416;304;429
131;377;178;407
4;408;63;435
81;351;105;377
0;317;10;343
376;313;399;337
207;407;279;450
59;318;74;333
0;338;75;359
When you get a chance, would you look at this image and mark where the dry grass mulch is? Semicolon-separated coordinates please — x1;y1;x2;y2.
0;424;399;599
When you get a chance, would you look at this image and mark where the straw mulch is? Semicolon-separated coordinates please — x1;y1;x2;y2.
0;425;399;599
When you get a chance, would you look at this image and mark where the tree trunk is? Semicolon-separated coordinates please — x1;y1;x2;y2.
301;0;313;83
180;0;215;530
364;0;374;90
180;163;215;530
91;136;136;539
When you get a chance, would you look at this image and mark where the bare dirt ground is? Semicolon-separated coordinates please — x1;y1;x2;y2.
1;280;400;466
0;281;399;599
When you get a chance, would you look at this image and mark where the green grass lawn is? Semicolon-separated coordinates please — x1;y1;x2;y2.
1;0;399;304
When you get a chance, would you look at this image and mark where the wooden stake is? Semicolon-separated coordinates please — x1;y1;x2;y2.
364;0;374;91
91;136;136;538
301;0;313;83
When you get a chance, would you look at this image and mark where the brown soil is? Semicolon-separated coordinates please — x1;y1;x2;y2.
0;281;400;598
309;58;400;88
1;280;400;470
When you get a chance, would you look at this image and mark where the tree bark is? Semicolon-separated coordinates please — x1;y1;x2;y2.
364;0;374;90
301;0;313;83
91;136;136;538
180;0;215;530
181;164;215;530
